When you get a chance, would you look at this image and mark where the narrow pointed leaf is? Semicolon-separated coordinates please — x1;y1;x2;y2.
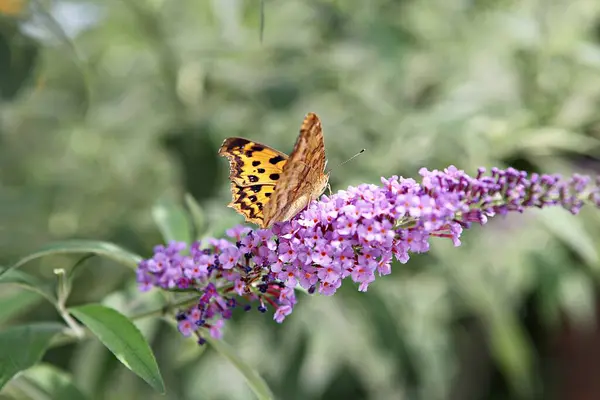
0;290;44;324
152;197;192;244
0;323;65;390
69;304;165;393
487;311;537;398
206;336;274;400
539;208;598;269
184;193;206;239
518;128;600;155
1;240;143;278
14;363;88;400
0;269;56;303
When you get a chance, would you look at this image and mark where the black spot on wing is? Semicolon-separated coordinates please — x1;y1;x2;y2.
252;160;261;167
265;192;272;198
248;175;259;183
269;155;285;165
251;185;261;193
240;201;258;218
225;138;248;150
249;195;258;202
269;173;280;181
251;145;264;151
234;185;247;200
257;168;265;174
257;202;263;211
245;151;253;158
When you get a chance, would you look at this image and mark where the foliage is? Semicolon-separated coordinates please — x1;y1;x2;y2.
1;0;600;399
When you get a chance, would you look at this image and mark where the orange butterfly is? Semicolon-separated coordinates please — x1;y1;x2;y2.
219;113;329;228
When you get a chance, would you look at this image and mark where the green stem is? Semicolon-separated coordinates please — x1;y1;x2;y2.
129;294;200;320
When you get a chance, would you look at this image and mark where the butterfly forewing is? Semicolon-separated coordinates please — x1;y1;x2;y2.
219;137;289;226
219;138;288;187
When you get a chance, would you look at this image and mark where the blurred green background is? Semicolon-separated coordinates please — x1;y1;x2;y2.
2;0;600;399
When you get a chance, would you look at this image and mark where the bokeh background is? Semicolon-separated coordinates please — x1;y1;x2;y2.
2;0;600;399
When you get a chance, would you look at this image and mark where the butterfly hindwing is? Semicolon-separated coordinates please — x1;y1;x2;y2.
227;182;273;226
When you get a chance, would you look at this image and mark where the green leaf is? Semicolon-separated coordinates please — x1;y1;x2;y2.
0;323;65;390
487;311;537;398
558;270;596;329
0;289;44;325
0;21;39;101
13;363;88;400
206;336;274;400
0;269;56;303
0;268;44;288
69;254;98;284
538;208;599;271
184;193;206;240
1;240;143;278
152;196;192;244
68;304;165;393
517;128;600;156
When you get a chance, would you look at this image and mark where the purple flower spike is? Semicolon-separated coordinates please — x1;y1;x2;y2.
137;166;600;341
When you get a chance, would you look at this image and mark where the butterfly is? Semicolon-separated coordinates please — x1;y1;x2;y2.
218;112;329;228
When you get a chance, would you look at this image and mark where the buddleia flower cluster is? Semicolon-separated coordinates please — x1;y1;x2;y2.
137;166;600;343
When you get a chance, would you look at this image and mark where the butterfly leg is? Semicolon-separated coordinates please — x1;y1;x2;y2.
327;183;332;196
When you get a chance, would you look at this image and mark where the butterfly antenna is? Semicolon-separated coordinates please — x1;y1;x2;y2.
328;149;365;173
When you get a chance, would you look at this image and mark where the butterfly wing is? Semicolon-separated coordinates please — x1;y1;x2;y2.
219;137;289;226
262;113;329;227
